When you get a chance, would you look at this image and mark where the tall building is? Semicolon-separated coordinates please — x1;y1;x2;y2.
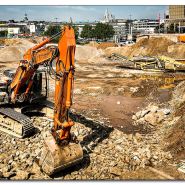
23;13;29;23
101;9;115;23
100;9;130;41
165;5;185;33
169;5;185;19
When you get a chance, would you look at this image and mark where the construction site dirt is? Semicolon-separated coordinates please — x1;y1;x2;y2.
0;37;185;180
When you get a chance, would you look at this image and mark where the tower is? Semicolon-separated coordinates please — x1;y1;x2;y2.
23;13;28;22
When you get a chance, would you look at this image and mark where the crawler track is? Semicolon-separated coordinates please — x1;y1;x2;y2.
0;107;35;138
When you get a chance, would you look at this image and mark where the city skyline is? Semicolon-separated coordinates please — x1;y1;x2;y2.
0;5;167;22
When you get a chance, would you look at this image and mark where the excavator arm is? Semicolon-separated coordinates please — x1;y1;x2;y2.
9;26;75;143
6;25;83;175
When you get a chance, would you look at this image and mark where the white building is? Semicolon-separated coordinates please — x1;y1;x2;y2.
8;27;20;36
29;24;36;34
132;19;159;34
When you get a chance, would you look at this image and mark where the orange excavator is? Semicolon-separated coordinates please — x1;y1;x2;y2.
0;25;83;175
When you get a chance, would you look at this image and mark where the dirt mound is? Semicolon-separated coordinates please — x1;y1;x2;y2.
86;41;99;48
75;45;103;61
104;46;131;57
164;81;185;161
170;81;185;110
0;38;22;46
130;37;174;56
164;114;185;161
104;37;177;58
97;42;118;50
0;39;35;62
168;44;185;59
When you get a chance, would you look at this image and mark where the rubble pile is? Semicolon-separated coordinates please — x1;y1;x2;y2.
132;105;171;126
0;107;174;180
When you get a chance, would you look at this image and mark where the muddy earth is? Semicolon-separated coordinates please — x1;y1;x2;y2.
0;41;185;180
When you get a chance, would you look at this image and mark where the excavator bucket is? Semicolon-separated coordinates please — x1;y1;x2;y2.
39;131;83;176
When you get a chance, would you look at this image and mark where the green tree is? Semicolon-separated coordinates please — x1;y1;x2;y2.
81;24;93;39
94;23;114;40
71;25;79;40
43;25;61;42
44;24;79;42
0;30;8;37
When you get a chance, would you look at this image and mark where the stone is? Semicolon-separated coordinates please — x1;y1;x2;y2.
152;155;158;160
11;138;16;145
115;145;123;152
0;171;3;178
140;110;150;118
144;112;157;125
2;166;9;173
135;133;142;141
117;101;121;105
135;111;141;119
109;167;122;176
109;161;118;167
166;153;173;160
25;140;29;146
162;108;171;115
8;159;13;165
16;151;20;156
130;87;139;93
2;171;16;179
12;170;29;180
156;111;165;123
127;134;133;141
35;148;41;156
149;105;158;113
132;115;137;121
21;153;30;160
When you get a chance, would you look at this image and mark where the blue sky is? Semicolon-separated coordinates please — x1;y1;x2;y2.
0;5;167;22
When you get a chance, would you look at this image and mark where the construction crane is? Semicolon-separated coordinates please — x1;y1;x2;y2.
0;25;83;175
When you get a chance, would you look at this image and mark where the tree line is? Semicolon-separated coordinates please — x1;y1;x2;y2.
80;23;114;40
43;24;79;43
43;23;114;42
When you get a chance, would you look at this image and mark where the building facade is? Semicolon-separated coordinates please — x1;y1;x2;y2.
100;9;131;42
169;5;185;19
165;5;185;33
100;9;159;42
132;19;159;34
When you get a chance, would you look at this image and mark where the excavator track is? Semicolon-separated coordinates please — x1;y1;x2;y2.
0;107;35;138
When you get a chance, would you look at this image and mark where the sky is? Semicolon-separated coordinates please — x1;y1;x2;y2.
0;5;167;22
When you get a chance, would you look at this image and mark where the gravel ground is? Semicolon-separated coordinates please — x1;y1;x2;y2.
0;106;176;180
